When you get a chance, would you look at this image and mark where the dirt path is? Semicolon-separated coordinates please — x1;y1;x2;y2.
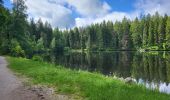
0;56;41;100
0;56;74;100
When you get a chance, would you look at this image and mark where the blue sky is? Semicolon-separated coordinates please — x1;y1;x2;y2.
4;0;170;28
4;0;136;14
4;0;12;9
104;0;136;12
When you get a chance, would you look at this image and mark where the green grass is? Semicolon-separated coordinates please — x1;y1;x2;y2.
7;57;170;100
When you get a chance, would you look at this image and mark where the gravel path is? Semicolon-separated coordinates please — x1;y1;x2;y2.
0;56;40;100
0;56;74;100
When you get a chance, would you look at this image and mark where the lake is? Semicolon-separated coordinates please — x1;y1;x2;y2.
47;51;170;94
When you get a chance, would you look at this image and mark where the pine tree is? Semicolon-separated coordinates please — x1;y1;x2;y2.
29;18;37;40
158;17;166;49
79;29;86;50
0;1;11;54
97;26;104;50
142;16;149;47
11;0;28;39
130;17;142;48
106;21;114;48
9;0;31;56
36;19;44;41
73;27;81;49
69;30;75;49
148;19;155;45
43;21;53;48
114;21;123;49
153;12;160;44
166;17;170;49
121;17;133;49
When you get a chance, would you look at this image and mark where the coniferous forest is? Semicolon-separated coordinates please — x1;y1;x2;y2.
2;0;170;99
1;0;170;58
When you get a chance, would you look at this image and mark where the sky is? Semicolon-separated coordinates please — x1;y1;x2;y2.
4;0;170;29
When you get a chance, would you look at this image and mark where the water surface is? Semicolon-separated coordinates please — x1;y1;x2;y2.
47;51;170;94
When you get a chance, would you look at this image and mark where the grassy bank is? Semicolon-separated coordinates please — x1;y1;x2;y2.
7;57;170;100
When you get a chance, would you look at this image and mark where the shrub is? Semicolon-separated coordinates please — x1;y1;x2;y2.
10;39;25;57
32;55;43;62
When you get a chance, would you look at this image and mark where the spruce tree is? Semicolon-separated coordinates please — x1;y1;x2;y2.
166;17;170;49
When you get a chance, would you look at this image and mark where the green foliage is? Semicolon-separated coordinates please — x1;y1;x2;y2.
0;5;11;53
153;12;160;44
50;37;56;49
32;55;43;62
130;17;142;48
146;46;159;51
50;28;65;53
42;21;53;48
36;37;45;52
10;39;25;57
166;17;170;49
64;47;70;51
0;39;10;55
158;17;166;49
121;17;133;49
1;0;170;58
148;20;155;45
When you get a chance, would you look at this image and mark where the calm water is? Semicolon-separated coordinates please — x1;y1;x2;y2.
47;51;170;94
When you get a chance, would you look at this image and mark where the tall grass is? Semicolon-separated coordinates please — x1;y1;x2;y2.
7;57;170;100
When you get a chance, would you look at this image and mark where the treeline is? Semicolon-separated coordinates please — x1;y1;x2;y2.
65;13;170;51
1;0;170;58
0;0;54;57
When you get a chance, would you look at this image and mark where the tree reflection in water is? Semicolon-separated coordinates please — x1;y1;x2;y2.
47;51;170;94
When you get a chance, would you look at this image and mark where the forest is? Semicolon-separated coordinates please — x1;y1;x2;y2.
1;0;170;99
1;0;170;58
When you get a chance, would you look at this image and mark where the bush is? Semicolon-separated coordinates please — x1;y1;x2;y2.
32;55;43;62
10;39;25;57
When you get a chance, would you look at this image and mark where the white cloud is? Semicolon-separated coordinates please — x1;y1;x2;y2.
11;0;111;28
75;0;170;27
10;0;170;28
135;0;170;15
66;0;111;17
25;0;75;28
24;0;112;28
75;11;140;27
75;18;94;27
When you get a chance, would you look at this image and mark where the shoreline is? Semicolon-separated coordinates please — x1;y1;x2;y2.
7;57;170;100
